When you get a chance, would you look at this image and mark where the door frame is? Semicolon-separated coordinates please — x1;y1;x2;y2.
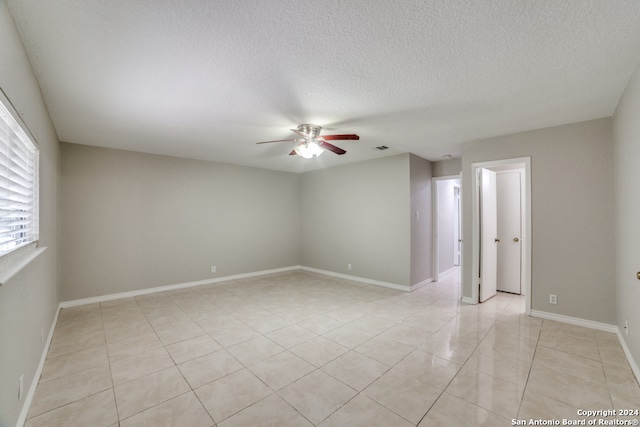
432;174;463;294
471;157;531;314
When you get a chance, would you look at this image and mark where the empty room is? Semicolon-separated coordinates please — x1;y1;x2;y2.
1;1;640;426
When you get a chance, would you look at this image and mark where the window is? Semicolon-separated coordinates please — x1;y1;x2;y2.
0;92;39;256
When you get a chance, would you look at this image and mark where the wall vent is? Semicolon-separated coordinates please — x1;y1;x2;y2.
372;145;389;151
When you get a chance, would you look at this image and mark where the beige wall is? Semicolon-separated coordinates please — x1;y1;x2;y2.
462;118;616;324
612;61;640;367
0;1;60;425
60;143;300;300
409;154;433;285
432;158;462;177
300;154;411;286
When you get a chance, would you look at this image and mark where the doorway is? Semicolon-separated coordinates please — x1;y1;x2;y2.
432;175;463;290
471;157;531;314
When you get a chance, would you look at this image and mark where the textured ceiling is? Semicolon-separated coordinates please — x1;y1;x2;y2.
7;0;640;172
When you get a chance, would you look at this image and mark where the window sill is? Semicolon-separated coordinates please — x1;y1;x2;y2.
0;246;47;286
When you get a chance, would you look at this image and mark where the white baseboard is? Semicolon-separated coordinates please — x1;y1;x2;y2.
616;328;640;385
461;296;475;304
60;265;302;308
16;305;61;427
530;310;617;333
409;278;433;292
299;266;411;292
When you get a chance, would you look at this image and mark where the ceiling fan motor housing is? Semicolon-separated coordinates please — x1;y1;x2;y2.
298;124;322;139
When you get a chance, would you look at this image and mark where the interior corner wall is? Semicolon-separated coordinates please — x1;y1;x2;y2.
409;154;433;285
0;1;60;425
60;143;300;301
300;154;411;287
461;118;616;324
432;158;462;177
612;59;640;368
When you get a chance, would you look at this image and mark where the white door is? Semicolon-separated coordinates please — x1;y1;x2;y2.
497;172;522;294
480;168;497;302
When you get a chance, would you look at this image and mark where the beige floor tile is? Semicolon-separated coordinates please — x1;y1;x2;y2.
26;271;640;427
297;315;346;335
195;369;273;423
114;366;191;420
265;324;318;348
226;335;286;366
319;394;414;427
25;389;117;427
110;346;175;385
321;351;389;391
527;364;613;409
538;330;601;361
394;349;462;391
322;324;377;348
464;351;531;387
541;320;597;342
376;324;434;348
363;368;441;424
249;351;316;390
106;331;163;362
418;392;510;427
119;391;213;427
350;315;394;334
218;394;314;427
445;365;524;419
145;310;193;332
194;312;244;331
518;388;581;420
419;333;478;364
103;322;155;345
47;326;106;359
278;370;357;424
207;325;261;347
245;314;293;334
178;349;244;389
354;336;414;366
165;334;221;364
290;336;349;367
599;342;631;369
533;345;606;383
153;321;207;346
28;365;112;418
40;345;109;383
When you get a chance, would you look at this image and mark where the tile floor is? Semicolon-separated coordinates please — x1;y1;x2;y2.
25;269;640;426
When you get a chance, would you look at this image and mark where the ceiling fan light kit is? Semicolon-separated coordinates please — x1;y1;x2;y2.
294;141;324;158
257;124;359;159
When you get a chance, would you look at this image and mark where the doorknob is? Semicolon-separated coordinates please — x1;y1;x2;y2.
513;237;519;242
495;238;500;243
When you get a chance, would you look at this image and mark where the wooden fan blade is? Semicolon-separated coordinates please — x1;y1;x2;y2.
321;134;359;141
289;149;296;156
319;141;346;155
256;138;297;144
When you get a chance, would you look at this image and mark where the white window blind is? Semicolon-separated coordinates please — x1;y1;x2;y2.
0;96;39;256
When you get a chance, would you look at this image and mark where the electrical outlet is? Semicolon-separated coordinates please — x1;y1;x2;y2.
211;266;216;273
347;263;352;271
549;294;557;305
625;320;629;336
18;374;23;401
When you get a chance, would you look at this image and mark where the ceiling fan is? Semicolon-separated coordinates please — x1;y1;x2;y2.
256;124;359;158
